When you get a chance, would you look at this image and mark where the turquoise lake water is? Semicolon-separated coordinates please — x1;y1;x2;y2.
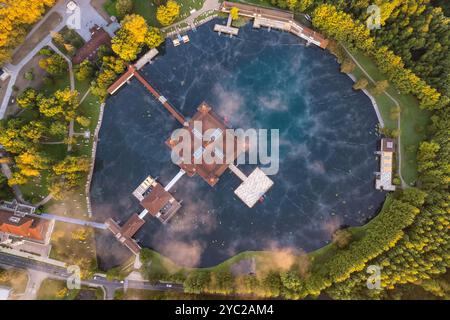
91;20;386;268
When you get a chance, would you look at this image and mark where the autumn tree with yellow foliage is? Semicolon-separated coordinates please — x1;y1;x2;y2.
156;0;180;27
111;14;164;61
0;0;56;64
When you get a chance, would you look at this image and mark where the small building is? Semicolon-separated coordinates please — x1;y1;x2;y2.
375;138;396;191
105;215;144;255
0;68;11;82
72;25;111;64
133;176;182;223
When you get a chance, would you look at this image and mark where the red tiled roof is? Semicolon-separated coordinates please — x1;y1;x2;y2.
121;213;145;238
140;184;172;216
166;102;247;186
72;27;111;64
0;209;49;241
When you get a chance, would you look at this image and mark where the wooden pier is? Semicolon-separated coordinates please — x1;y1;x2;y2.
133;70;186;125
217;1;329;49
107;64;186;125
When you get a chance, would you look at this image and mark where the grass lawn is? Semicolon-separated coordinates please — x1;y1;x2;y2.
104;0;205;27
41;67;71;96
42;79;101;275
0;267;29;299
36;279;101;300
349;50;430;185
37;279;80;300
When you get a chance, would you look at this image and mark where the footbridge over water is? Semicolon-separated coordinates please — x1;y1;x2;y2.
107;64;186;125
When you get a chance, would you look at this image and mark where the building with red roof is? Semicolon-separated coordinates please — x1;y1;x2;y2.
0;208;51;244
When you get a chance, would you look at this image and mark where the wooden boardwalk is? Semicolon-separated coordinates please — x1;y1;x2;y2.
107;64;186;125
133;70;186;125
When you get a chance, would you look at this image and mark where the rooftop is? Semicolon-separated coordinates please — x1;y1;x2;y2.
234;168;274;207
72;25;111;64
375;138;396;191
0;209;49;242
166;102;247;186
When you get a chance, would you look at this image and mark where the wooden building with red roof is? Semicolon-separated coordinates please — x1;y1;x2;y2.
72;25;111;64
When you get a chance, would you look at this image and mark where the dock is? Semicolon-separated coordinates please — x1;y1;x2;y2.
105;214;145;255
134;48;159;70
214;14;239;36
133;70;186;125
107;64;186;125
231;166;274;208
132;175;182;223
216;1;329;49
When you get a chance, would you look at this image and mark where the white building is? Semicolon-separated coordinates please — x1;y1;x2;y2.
0;68;11;82
375;138;396;191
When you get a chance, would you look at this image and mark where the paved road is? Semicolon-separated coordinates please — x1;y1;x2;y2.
33;212;107;230
0;252;184;300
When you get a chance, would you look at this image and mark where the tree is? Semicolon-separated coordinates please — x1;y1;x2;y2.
340;59;356;73
371;80;389;96
230;7;239;21
76;116;90;127
17;88;40;109
54;88;80;120
0;0;56;66
51;31;65;46
39;53;66;75
111;14;149;61
156;0;180;26
184;271;211;294
37;88;79;120
145;27;164;48
53;156;90;183
332;229;353;249
15;150;48;178
116;0;134;18
48;121;67;137
75;60;94;81
0;119;32;154
214;270;234;294
298;0;313;12
262;271;282;297
353;78;369;90
24;69;34;81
